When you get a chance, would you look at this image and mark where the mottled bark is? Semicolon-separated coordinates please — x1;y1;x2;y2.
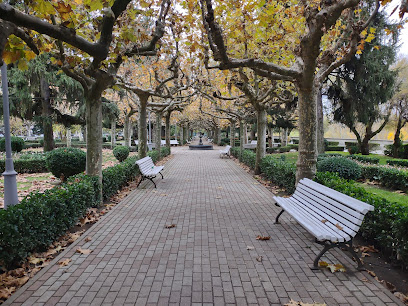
180;126;184;145
267;127;272;148
66;127;72;148
230;120;235;147
316;87;325;154
296;87;317;183
244;124;248;144
124;113;133;147
40;77;54;152
165;113;171;150
155;112;162;160
111;119;116;149
85;97;103;179
239;120;244;161
81;126;86;143
138;95;148;159
393;117;403;157
183;126;188;144
255;109;267;174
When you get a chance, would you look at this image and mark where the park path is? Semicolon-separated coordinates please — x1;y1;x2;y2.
5;146;402;305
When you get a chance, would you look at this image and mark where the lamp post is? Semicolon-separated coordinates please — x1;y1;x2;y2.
1;63;19;208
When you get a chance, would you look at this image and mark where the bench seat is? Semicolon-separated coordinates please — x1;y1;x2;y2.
219;145;231;158
136;156;164;188
273;178;374;270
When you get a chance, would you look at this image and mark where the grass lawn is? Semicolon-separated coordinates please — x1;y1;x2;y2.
0;148;138;207
356;182;408;206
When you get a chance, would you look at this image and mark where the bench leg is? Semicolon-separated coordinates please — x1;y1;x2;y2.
137;176;145;188
312;242;335;270
147;177;157;188
346;239;365;271
159;172;164;179
312;239;365;271
275;209;284;224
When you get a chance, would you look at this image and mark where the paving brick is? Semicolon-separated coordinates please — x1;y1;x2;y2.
3;147;404;306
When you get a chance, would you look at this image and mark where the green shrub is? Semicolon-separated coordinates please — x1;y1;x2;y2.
46;147;86;180
326;146;345;151
266;147;279;154
315;172;408;268
260;155;296;193
0;175;99;268
361;165;408;191
348;145;359;155
384;144;408;158
0;137;25;153
317;153;343;161
113;146;130;162
242;149;256;169
278;146;291;153
24;142;42;149
348;154;380;164
0;157;47;174
219;141;226;146
317;156;361;180
160;146;171;157
288;144;299;151
387;159;408;167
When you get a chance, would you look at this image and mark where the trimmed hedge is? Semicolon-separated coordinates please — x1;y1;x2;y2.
317;156;361;180
348;154;380;164
0;137;25;153
384;144;408;159
46;147;86;180
361;165;408;192
0;175;99;268
387;159;408;167
113;146;130;162
260;155;296;193
315;172;408;267
0;157;48;174
231;148;256;169
326;146;345;151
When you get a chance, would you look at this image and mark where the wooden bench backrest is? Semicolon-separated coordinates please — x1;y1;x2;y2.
293;178;374;239
136;157;155;174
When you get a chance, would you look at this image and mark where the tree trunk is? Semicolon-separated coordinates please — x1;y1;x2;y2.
85;97;103;180
124;114;132;148
165;113;171;150
250;125;256;141
66;127;72;148
255;109;267;174
40;77;54;152
316;87;325;155
81;126;86;143
138;95;148;159
111;119;116;149
268;127;272;148
296;86;317;183
393;116;403;157
180;126;184;146
183;126;188;144
360;136;370;155
244;124;248;144
230;120;235;147
239;120;244;161
155;112;162;160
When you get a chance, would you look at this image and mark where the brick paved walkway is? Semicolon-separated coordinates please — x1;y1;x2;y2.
5;147;402;305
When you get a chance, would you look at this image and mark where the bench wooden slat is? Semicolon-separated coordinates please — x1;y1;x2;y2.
291;193;358;238
286;197;352;242
297;183;364;222
277;197;343;242
295;186;362;231
301;178;374;214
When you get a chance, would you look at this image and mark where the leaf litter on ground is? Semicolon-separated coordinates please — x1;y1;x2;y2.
318;261;346;273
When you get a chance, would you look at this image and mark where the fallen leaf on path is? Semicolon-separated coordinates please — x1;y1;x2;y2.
76;248;92;255
27;256;46;265
58;258;71;267
165;224;176;229
361;277;371;283
359;245;379;253
85;237;92;242
361;252;370;257
380;280;397;292
247;246;255;250
318;261;346;273
256;235;270;241
0;287;15;300
367;270;376;277
215;196;222;199
256;256;263;262
394;292;408;304
284;299;326;306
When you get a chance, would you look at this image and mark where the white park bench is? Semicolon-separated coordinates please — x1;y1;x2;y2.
273;178;374;270
170;140;179;146
136;156;164;188
219;145;231;158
